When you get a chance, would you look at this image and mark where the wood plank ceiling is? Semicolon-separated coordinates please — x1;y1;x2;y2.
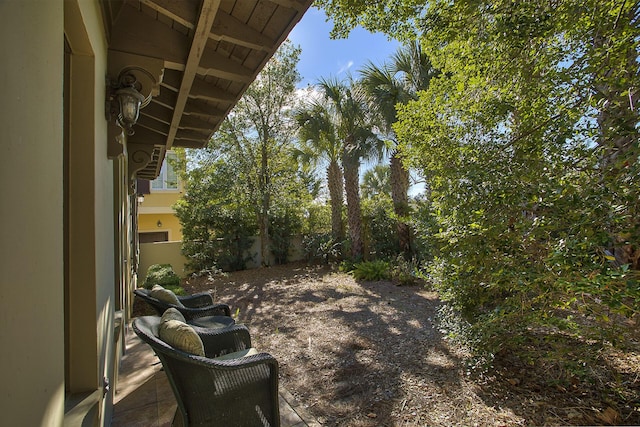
101;0;313;179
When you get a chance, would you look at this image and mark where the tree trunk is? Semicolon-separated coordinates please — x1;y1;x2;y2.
327;160;345;243
260;137;270;266
342;149;363;260
390;150;412;257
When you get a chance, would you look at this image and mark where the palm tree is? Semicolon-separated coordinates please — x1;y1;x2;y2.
294;94;345;245
361;164;391;199
318;76;380;260
359;41;437;256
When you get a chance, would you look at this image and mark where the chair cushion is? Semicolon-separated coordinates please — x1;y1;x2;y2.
189;315;236;329
161;307;186;324
158;319;205;356
149;285;184;307
214;348;259;361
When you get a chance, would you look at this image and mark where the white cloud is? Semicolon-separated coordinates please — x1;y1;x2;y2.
337;60;354;75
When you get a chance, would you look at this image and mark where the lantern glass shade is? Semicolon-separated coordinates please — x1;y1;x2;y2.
116;87;144;127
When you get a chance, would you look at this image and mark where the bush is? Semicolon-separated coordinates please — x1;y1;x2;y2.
361;196;399;259
390;256;423;286
304;233;343;263
142;264;183;294
351;260;391;281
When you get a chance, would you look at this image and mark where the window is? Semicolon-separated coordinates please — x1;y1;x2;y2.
151;152;179;191
139;231;169;243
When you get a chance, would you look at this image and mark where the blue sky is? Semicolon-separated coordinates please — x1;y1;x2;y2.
288;7;401;87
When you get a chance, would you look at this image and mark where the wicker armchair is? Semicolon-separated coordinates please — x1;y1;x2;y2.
133;288;235;328
132;315;280;427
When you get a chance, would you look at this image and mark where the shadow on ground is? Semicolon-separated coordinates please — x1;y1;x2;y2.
183;261;640;426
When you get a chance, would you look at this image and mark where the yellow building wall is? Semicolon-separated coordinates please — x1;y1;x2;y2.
139;180;184;241
139;212;183;241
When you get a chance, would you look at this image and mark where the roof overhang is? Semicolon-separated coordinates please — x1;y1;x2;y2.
101;0;312;183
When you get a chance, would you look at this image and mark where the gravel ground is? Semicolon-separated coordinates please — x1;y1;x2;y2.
180;261;640;427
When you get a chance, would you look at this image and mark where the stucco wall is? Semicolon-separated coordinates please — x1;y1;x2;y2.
139;213;183;241
139;241;189;281
139;235;307;281
138;190;184;241
0;1;65;425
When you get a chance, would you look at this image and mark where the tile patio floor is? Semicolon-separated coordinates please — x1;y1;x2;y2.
112;325;319;427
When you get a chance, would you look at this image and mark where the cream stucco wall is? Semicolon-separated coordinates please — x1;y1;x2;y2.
0;1;122;425
139;241;190;281
0;1;65;426
77;1;117;424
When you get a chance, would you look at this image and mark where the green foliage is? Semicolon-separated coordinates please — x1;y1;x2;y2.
351;260;391;281
175;158;257;273
177;41;313;271
142;264;184;295
389;255;423;286
318;0;640;355
269;202;304;265
338;259;356;273
361;195;399;259
315;0;427;40
361;165;391;199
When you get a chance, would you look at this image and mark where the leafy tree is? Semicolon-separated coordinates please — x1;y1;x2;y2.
318;0;640;349
208;41;304;266
177;41;311;270
175;158;257;272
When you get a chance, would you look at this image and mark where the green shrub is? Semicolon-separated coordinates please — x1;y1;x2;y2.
304;233;343;263
390;256;423;286
351;260;391;281
142;264;181;292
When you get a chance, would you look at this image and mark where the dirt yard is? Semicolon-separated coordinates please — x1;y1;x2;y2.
181;261;640;426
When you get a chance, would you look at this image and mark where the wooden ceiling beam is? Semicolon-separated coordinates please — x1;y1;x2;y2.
166;0;222;149
137;116;170;135
198;48;253;82
183;98;226;118
109;5;189;66
160;69;183;92
152;88;178;110
210;11;273;51
179;115;215;131
139;0;198;30
189;78;236;103
175;129;212;141
140;102;173;124
268;0;306;12
128;126;169;146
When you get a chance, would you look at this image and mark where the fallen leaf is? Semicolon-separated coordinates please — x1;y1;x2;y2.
596;407;620;425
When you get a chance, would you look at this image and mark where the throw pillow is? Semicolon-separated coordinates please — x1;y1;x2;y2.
149;285;184;307
158;319;205;356
161;307;186;324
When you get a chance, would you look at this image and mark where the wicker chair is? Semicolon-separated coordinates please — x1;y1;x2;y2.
133;288;235;328
132;315;280;427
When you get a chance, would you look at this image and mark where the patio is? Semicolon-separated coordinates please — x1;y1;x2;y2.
112;324;320;427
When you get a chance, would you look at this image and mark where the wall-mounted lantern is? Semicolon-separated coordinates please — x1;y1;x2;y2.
106;68;153;135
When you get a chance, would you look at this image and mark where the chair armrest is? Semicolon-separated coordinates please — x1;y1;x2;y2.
179;292;214;308
181;303;231;318
198;324;252;358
